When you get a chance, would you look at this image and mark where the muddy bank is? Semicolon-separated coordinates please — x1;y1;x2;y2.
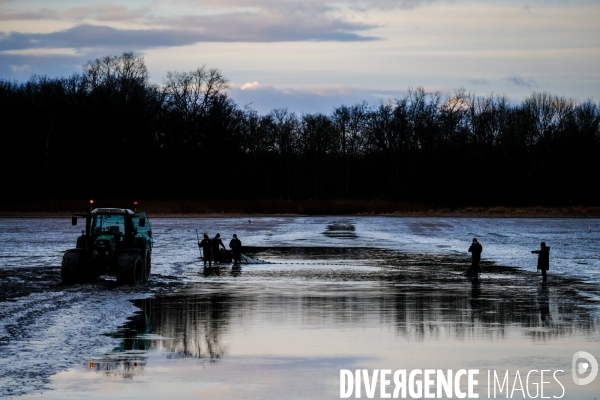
0;266;187;398
2;199;600;217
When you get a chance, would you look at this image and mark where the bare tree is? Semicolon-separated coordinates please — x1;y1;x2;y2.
162;66;229;120
83;51;148;94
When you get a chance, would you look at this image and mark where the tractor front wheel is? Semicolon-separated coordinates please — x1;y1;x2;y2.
117;253;144;285
61;251;83;284
61;251;95;283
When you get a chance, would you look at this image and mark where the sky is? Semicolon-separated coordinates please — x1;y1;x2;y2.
0;0;599;114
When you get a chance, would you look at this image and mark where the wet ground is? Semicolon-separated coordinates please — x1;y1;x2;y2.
1;217;600;398
1;248;599;398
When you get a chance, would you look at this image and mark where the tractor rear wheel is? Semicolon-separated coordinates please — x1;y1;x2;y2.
116;253;144;285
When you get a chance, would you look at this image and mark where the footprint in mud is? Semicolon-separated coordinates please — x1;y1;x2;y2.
323;222;357;239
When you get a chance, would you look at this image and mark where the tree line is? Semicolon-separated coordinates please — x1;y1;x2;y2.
1;52;599;208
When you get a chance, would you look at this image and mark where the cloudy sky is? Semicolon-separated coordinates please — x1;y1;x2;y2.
1;0;598;114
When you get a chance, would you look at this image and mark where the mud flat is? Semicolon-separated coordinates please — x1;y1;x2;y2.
3;199;600;217
4;246;597;399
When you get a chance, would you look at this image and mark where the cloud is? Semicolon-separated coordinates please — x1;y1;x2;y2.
505;74;537;88
184;0;441;12
0;4;149;22
1;0;434;46
241;81;260;90
0;17;377;51
1;0;448;49
0;9;59;21
147;11;379;42
62;5;150;22
0;25;193;51
467;78;489;85
0;0;440;25
352;0;441;10
184;0;338;17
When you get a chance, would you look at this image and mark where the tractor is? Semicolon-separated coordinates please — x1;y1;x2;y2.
61;202;153;284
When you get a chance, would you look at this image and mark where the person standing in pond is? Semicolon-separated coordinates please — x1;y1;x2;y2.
212;233;226;263
467;238;483;278
532;242;550;282
199;234;213;267
229;234;242;264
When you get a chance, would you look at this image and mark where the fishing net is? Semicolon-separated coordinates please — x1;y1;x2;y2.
239;253;270;264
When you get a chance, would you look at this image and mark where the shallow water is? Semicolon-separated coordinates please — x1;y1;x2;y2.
2;216;599;282
1;217;599;399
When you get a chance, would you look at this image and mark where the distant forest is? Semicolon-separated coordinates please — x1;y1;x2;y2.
1;52;599;208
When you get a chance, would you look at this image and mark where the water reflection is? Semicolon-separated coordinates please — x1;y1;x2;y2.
93;293;234;377
469;279;482;316
202;265;243;278
111;299;153;352
136;295;231;360
96;245;600;383
232;265;242;277
87;357;145;379
107;274;598;372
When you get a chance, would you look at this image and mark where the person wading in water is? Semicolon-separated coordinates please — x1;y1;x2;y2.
229;234;242;265
212;233;226;263
532;242;550;282
466;238;483;278
199;234;213;267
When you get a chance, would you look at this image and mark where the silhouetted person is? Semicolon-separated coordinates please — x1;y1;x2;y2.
199;234;213;267
532;242;550;282
466;238;482;278
229;234;242;264
212;233;226;263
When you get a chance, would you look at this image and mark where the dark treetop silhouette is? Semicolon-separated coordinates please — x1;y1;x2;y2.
1;52;599;209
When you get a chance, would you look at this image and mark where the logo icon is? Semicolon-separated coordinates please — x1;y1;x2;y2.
572;351;598;385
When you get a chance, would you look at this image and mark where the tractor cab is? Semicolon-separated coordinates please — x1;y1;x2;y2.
92;209;134;236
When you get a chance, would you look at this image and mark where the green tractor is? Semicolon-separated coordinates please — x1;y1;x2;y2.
61;203;153;284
